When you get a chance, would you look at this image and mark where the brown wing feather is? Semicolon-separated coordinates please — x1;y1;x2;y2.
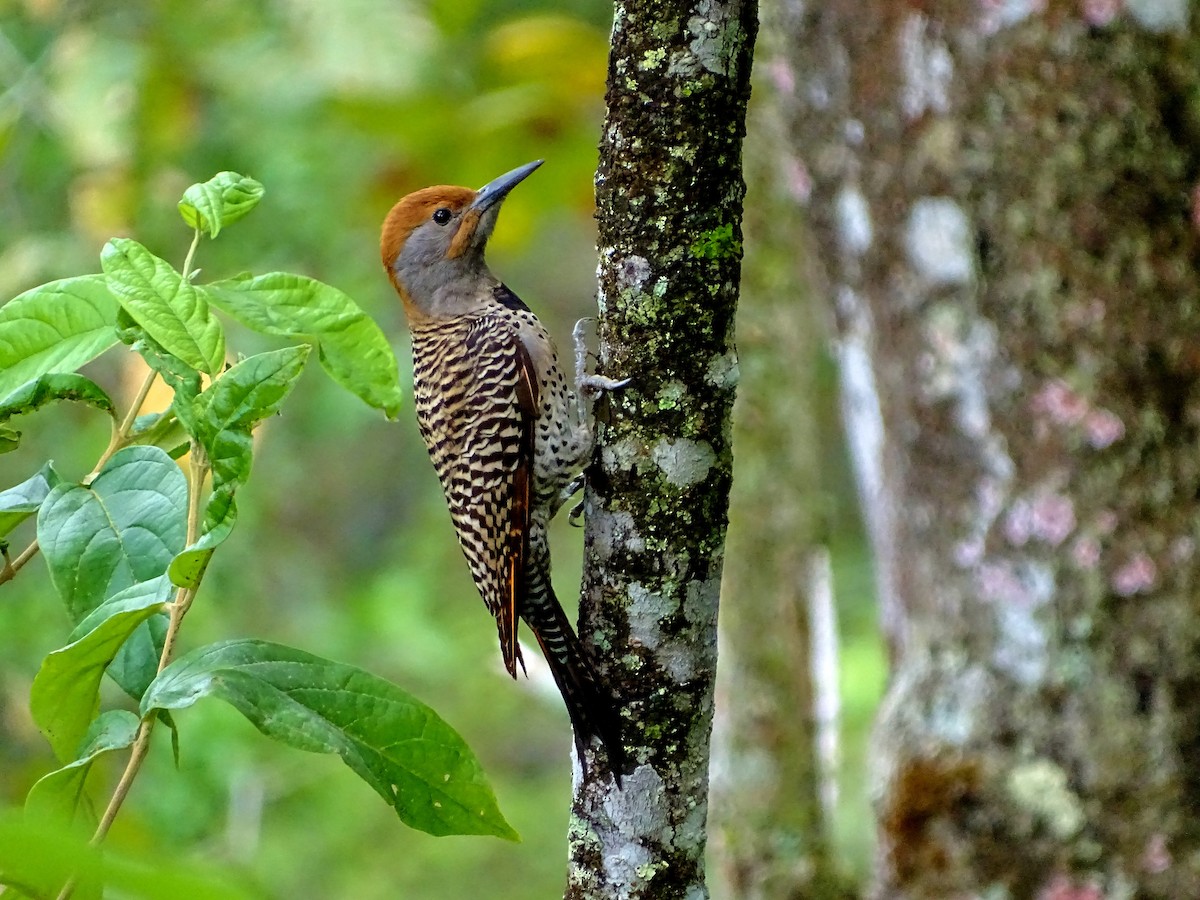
506;339;538;674
410;313;538;679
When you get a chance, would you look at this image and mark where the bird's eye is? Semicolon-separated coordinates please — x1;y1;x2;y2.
432;207;452;225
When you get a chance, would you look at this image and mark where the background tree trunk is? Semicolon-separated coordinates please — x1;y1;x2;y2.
779;3;1200;897
567;1;758;897
709;60;854;898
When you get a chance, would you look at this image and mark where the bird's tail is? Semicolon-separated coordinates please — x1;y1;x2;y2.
523;576;625;785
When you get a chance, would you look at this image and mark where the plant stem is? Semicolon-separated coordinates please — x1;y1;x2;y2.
93;366;159;475
182;227;202;281
57;447;210;900
0;539;39;585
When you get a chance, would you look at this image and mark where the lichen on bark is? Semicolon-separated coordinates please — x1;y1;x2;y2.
567;0;758;898
782;2;1200;897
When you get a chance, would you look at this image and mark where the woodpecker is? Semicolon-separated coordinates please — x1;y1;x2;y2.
380;160;625;779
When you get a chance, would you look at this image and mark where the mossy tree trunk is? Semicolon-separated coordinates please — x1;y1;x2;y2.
778;3;1200;897
567;1;758;898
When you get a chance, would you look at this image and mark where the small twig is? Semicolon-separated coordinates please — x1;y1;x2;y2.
0;539;38;586
91;367;159;477
181;227;202;282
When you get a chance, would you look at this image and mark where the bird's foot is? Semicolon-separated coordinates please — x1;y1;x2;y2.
579;373;632;397
573;318;594;395
553;471;586;523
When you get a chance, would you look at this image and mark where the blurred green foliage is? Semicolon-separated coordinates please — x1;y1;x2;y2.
0;0;882;897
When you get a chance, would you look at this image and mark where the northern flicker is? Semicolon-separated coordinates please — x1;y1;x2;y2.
380;160;625;779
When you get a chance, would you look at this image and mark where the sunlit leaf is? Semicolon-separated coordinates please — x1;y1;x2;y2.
190;345;310;491
142;639;519;841
202;273;401;418
101;238;225;375
0;275;119;400
24;710;139;826
178;171;265;238
0;463;60;539
31;575;171;761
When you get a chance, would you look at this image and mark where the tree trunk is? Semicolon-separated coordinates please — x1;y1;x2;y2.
567;1;758;897
779;3;1200;897
709;64;853;898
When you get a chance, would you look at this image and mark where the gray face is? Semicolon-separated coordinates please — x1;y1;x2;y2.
393;205;501;317
386;161;543;319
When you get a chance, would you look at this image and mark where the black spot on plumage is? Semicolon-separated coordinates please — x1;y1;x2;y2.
494;283;532;313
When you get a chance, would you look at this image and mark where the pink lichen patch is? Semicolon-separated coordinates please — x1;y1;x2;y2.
1112;552;1157;597
977;560;1029;604
1094;510;1118;535
767;59;795;96
1038;873;1105;900
1192;182;1200;233
1142;832;1171;874
1005;493;1075;547
1070;535;1101;570
1031;493;1076;546
1081;0;1121;26
785;156;812;204
1084;408;1125;449
1031;379;1089;426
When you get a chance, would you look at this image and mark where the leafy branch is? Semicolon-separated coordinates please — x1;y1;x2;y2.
0;172;515;899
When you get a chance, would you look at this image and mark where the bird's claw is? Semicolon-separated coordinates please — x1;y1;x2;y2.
579;373;632;398
568;497;585;527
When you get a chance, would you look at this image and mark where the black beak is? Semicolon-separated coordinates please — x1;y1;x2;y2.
471;160;543;213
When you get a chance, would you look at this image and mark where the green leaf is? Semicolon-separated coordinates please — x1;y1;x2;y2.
0;374;114;420
116;309;202;437
31;575;171;761
142;639;519;841
178;172;265;238
37;447;186;699
25;710;139;826
0;463;60;539
169;486;236;589
0;812;257;900
38;448;186;621
0;275;119;400
101;238;225;375
0;815;103;899
202;273;401;418
191;345;310;490
0;375;116;453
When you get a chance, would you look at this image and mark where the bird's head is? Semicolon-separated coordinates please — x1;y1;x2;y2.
380;159;543;320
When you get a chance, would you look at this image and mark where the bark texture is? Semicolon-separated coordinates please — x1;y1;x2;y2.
779;2;1200;897
567;1;758;897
